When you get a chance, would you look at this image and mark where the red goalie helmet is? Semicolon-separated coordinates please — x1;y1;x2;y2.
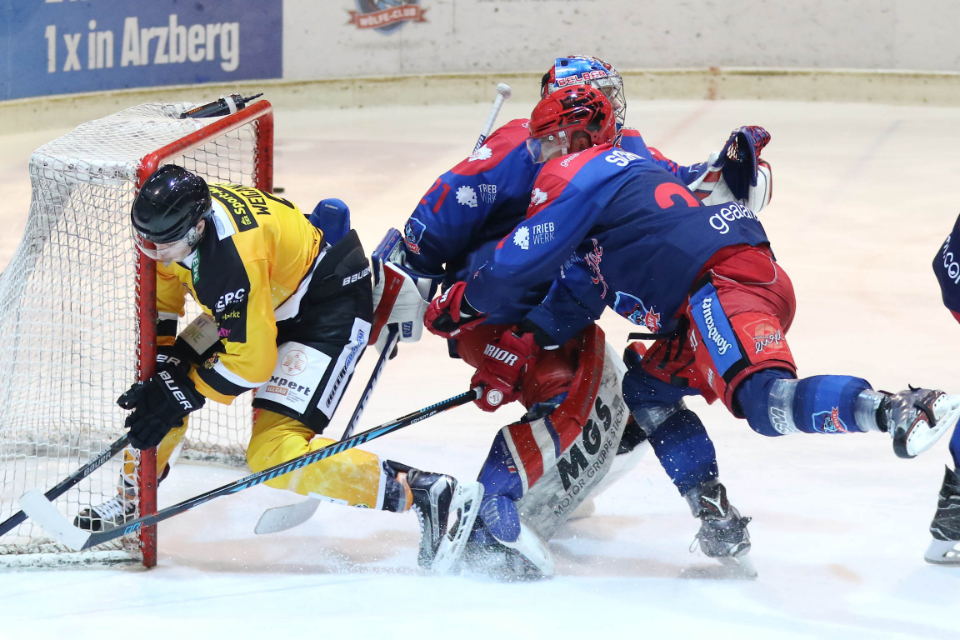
526;85;616;163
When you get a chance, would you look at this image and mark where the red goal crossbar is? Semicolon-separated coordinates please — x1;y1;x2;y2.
134;101;274;567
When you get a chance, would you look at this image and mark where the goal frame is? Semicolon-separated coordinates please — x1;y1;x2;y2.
135;101;274;567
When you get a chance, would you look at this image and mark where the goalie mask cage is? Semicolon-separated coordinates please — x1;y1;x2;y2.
0;99;273;568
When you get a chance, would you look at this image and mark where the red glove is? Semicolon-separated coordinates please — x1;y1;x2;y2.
470;330;539;412
424;282;486;338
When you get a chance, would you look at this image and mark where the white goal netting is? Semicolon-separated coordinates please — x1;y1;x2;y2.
0;101;270;566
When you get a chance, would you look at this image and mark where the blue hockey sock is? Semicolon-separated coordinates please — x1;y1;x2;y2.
622;358;719;495
736;370;874;436
647;409;719;495
950;423;960;470
469;433;527;547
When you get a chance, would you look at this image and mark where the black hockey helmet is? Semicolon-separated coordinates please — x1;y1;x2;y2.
132;165;211;244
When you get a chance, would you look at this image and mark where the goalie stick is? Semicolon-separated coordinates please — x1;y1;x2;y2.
0;434;130;538
475;83;512;152
19;387;481;553
254;325;402;535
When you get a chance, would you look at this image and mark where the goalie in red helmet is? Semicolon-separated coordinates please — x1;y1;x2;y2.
525;84;617;164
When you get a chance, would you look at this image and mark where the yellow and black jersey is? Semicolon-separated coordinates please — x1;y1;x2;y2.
157;184;323;404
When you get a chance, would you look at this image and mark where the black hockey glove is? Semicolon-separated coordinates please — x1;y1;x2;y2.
117;367;205;450
718;126;771;201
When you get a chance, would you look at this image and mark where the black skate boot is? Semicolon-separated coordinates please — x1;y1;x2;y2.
74;478;137;532
877;387;960;459
686;481;756;577
406;468;458;569
925;466;960;565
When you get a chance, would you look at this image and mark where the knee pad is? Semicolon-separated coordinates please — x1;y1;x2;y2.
622;361;697;427
736;369;795;437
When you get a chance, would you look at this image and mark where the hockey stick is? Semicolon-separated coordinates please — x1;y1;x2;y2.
19;387;481;552
254;325;402;534
0;434;130;538
474;83;512;152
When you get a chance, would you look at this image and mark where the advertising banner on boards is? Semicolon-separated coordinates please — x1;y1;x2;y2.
0;0;282;101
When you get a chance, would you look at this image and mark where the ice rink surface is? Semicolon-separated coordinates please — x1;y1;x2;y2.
0;98;959;638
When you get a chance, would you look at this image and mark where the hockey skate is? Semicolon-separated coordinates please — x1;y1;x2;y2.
878;388;960;459
687;481;756;578
407;468;482;571
74;479;137;532
925;466;960;565
461;521;555;581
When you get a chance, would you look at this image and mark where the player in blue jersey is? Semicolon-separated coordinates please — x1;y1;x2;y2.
927;224;960;564
388;57;775;577
426;85;960;573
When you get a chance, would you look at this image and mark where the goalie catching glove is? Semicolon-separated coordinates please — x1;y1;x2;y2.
470;329;538;412
717;126;770;201
117;366;205;450
424;281;486;339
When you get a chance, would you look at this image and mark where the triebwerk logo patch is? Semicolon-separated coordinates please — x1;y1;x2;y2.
348;1;427;35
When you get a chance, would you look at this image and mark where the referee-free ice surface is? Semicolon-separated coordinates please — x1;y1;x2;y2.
0;99;958;639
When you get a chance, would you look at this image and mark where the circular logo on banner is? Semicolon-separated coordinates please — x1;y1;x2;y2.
349;1;427;35
281;350;309;376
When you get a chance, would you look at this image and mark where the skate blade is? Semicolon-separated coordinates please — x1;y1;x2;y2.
718;553;758;579
432;482;483;574
898;394;960;459
924;538;960;565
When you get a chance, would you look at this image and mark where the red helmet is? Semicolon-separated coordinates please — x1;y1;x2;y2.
526;85;616;163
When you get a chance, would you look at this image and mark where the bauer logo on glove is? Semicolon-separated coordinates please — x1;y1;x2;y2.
117;366;205;450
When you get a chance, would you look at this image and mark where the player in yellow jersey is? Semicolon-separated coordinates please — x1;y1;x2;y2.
76;165;460;567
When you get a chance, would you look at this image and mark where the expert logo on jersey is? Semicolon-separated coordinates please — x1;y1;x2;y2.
348;1;427;34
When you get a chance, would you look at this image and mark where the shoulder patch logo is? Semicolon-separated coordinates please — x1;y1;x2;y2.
531;188;548;206
478;184;497;204
456;185;478;208
513;226;530;250
469;145;493;162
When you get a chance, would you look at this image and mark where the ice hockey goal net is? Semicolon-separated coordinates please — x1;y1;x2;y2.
0;99;273;567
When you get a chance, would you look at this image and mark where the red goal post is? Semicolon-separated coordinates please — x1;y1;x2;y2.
135;101;274;567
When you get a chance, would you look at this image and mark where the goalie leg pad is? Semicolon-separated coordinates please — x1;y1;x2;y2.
503;327;629;539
